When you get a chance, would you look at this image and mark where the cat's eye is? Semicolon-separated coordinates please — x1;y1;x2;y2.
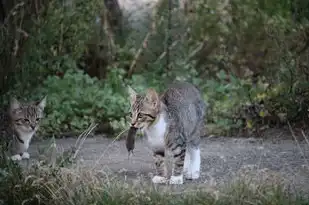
138;113;155;119
36;118;41;122
144;113;155;119
23;119;30;123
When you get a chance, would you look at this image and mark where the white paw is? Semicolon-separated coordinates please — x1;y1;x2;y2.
169;175;183;185
11;154;22;161
185;171;200;180
185;148;200;180
21;152;30;159
152;175;168;184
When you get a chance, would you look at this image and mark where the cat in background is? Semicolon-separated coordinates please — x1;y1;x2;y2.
3;96;47;161
128;82;206;185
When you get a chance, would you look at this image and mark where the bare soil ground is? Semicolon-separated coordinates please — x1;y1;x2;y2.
21;129;309;194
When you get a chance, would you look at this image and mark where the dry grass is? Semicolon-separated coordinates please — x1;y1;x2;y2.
0;125;309;205
1;161;306;205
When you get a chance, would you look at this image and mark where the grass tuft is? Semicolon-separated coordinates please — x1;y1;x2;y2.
0;126;308;205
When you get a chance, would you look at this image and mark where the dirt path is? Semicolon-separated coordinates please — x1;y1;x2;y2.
26;134;309;193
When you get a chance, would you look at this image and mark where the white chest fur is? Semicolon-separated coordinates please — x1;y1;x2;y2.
17;131;35;149
143;113;167;150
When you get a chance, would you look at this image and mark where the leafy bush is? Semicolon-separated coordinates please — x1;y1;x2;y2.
1;0;104;96
32;69;130;135
176;0;309;135
3;0;309;137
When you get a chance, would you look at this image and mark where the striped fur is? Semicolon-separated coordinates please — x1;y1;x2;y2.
128;82;206;184
8;96;46;161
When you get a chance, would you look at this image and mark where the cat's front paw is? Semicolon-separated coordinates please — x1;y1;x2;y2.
152;175;168;184
11;154;22;161
21;152;30;159
169;175;183;185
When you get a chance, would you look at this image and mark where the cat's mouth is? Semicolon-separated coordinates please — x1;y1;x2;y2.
17;125;37;132
131;120;154;130
131;125;143;129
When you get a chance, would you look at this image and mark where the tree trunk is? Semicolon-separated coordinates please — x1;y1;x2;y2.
0;0;5;23
104;0;123;43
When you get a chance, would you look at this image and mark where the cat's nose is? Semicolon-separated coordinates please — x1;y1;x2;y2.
30;125;36;130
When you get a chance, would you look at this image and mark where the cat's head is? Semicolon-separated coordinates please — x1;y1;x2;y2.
127;86;161;129
9;96;47;134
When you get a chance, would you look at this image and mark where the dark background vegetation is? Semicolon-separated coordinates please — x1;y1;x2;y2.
1;1;309;204
1;0;309;137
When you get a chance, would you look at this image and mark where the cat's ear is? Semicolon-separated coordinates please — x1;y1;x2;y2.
127;86;137;103
10;97;21;111
146;88;160;109
37;95;47;110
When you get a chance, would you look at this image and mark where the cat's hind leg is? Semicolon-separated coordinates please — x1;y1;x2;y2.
183;149;191;178
185;147;200;180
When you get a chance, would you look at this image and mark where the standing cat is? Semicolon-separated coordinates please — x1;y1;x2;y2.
128;82;206;185
7;96;47;161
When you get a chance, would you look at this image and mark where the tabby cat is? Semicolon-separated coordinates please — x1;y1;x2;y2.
6;96;47;161
128;82;206;184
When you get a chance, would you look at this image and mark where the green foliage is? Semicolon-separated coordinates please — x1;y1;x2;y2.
3;0;309;137
1;0;104;95
179;0;309;135
33;69;130;135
